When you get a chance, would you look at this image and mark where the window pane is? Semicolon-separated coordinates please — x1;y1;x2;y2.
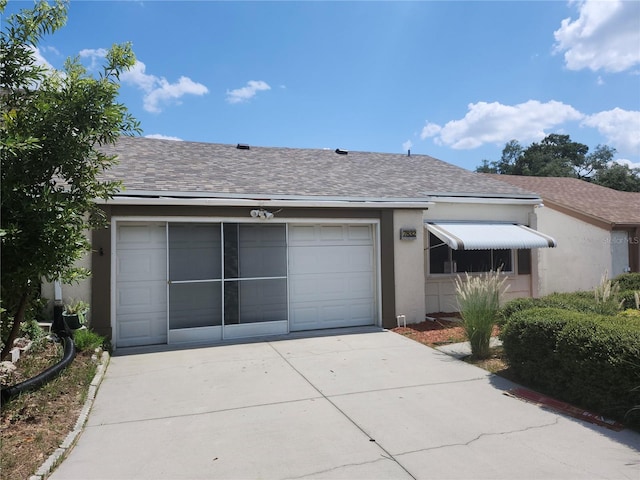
170;282;222;329
224;279;287;324
169;223;221;281
429;232;449;274
239;224;286;278
453;249;492;273
517;249;531;274
493;250;512;272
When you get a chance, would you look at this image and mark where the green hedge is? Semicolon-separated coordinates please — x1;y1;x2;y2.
501;307;640;428
613;272;640;291
619;290;639;310
498;292;620;324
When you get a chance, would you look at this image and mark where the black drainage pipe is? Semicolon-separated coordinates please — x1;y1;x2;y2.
1;331;76;404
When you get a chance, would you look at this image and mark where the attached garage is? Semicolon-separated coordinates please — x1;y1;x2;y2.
73;137;546;349
112;220;379;348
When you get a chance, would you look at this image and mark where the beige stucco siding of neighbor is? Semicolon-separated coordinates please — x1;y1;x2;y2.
534;206;634;296
486;175;640;296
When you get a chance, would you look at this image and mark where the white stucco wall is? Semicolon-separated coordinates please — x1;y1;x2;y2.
423;201;536;313
536;207;611;295
41;241;93;323
424;202;533;225
393;210;426;324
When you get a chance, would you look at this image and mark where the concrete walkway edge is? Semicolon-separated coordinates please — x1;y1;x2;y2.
29;350;111;480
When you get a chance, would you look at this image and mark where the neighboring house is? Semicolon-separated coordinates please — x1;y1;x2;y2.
486;174;640;296
46;137;558;349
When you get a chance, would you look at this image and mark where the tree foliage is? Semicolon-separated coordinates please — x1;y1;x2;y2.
0;0;140;358
476;134;639;192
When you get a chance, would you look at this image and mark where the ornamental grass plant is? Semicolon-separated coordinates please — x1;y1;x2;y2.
455;270;509;359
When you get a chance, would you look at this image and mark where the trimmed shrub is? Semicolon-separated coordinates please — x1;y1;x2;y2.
501;307;640;427
619;290;640;310
612;272;640;292
501;308;579;387
499;291;620;323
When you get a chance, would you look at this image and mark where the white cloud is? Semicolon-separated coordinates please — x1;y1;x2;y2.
582;108;640;155
121;60;208;113
402;140;413;152
613;158;640;170
554;0;640;72
29;46;55;71
420;100;584;149
79;48;108;70
226;80;271;104
145;134;183;141
420;123;442;140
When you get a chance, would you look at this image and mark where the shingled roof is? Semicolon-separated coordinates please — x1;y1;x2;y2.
99;137;536;202
487;174;640;226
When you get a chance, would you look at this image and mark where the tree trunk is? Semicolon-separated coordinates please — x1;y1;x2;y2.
1;291;29;361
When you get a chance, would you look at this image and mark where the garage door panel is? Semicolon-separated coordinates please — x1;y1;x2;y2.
289;246;373;274
288;224;376;331
116;223;168;347
289;225;373;247
290;300;375;330
117;312;167;347
117;250;166;281
117;224;166;248
289;273;374;301
117;281;167;313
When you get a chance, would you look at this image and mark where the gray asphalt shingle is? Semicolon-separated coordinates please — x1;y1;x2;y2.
100;137;536;201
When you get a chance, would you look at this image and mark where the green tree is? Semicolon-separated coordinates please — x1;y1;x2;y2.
575;144;614;180
476;135;639;192
1;0;140;359
474;139;523;174
516;134;587;177
593;163;640;192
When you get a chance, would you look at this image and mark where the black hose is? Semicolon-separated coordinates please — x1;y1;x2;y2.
1;335;76;404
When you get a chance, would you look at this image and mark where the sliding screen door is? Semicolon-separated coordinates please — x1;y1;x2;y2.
168;223;223;342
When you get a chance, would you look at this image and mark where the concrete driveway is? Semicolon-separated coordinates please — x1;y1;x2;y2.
50;328;639;480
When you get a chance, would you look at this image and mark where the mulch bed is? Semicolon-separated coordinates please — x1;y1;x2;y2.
392;313;501;346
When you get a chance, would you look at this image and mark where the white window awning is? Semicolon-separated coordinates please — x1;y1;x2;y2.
425;222;557;250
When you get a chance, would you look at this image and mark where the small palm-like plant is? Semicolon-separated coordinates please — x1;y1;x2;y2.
455;269;509;359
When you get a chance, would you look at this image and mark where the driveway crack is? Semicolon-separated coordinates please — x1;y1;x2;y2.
396;417;561;457
268;342;418;480
282;455;398;480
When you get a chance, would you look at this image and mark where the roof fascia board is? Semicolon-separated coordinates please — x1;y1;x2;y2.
112;189;432;204
96;196;434;209
428;196;543;206
422;192;541;201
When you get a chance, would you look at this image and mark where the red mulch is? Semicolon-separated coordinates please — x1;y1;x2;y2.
392;314;499;346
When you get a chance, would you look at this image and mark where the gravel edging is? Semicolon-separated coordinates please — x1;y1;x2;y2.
28;350;111;480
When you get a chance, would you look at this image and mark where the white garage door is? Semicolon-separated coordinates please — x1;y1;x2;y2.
288;224;376;331
115;223;168;347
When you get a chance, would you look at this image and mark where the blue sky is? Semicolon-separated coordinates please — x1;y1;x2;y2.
5;0;640;171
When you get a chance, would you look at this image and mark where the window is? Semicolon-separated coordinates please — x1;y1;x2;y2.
428;232;514;274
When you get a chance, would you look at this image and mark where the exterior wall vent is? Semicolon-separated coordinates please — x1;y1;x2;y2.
335;148;348;155
236;144;250;150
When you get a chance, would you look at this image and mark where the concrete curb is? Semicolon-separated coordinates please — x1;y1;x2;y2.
29;350;110;480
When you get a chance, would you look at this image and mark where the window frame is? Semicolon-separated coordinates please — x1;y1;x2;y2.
427;232;517;275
